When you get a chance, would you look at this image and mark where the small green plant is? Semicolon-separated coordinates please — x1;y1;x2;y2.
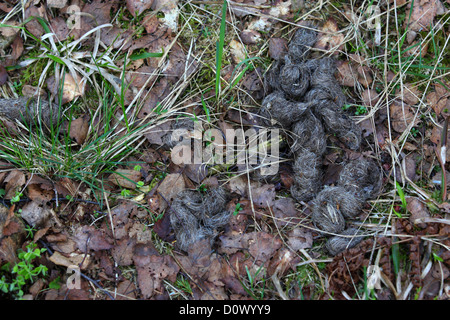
121;189;131;197
0;242;48;299
10;191;23;204
233;203;243;216
239;265;266;300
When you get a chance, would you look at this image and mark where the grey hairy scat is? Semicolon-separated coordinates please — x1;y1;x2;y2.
169;187;231;252
0;97;60;127
258;90;310;128
259;25;383;255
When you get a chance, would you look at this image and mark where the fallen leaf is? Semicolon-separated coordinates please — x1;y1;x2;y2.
246;232;282;264
427;83;450;116
268;37;288;60
69;115;90;145
134;253;179;299
74;225;114;252
108;169;142;190
151;0;180;32
4;170;26;199
47;72;86;104
356;65;373;88
22;85;46;98
406;0;444;32
156;173;186;204
0;236;18;265
184;163;208;184
127;0;154;17
128;222;152;244
287;228;313;251
20;202;52;228
24;5;46;38
229;40;246;64
152;212;172;241
10;36;23;61
272;198;301;228
248;183;276;208
49;251;92;270
362;88;380;107
242;68;264;100
396;83;420;105
50;17;70;41
389;100;419;133
395;153;417;184
111;237;136;266
240;30;261;45
143;14;160;34
314;18;345;53
406;197;430;227
27;184;53;204
336;60;357;87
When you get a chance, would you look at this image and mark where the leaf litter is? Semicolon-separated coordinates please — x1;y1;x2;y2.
0;0;449;301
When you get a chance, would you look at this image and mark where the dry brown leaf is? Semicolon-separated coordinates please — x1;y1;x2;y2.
127;0;154;17
74;225;114;252
4;170;26;199
357;65;373;88
406;197;430;227
240;30;261;45
20;201;52;228
134;253;179;299
389;100;419;133
151;0;179;32
157;173;186;204
314;18;345;53
27;184;53;204
47;72;86;104
287;228;313;251
108;169;142;190
24;5;46;37
406;0;444;32
229;40;246;64
268;37;288;60
50;17;70;41
184;163;208;184
272;197;301;228
336;60;357;87
111;237;136;266
248;183;276;208
361;88;380;107
143;14;160;34
427;83;450;115
69;115;90;145
49;251;92;270
396;83;420;105
10;36;23;61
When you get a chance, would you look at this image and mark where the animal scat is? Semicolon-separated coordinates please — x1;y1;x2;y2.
259;26;383;255
0;97;60;127
169;187;231;252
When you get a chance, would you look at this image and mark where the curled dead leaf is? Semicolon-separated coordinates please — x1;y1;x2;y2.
108;169;142;190
69;115;90;145
389;101;419;133
314;18;345;53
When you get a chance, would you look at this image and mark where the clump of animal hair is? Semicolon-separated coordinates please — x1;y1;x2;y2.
0;97;60;127
290;150;322;202
169;187;231;252
258;24;384;256
325;228;365;256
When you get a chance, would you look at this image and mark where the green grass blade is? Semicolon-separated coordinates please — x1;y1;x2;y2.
215;0;228;99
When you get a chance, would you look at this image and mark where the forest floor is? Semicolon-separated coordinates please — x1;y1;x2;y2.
0;0;449;300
